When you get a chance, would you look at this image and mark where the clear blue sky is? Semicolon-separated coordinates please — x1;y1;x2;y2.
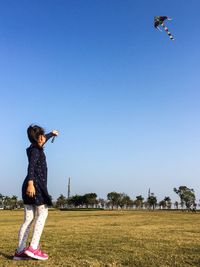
0;0;200;203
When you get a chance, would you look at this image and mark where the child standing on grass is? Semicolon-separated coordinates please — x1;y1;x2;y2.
13;125;59;261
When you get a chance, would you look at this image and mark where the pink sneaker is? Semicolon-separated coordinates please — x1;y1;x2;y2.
24;246;48;260
13;249;31;260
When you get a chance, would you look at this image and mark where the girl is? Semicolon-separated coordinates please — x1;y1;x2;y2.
13;125;59;261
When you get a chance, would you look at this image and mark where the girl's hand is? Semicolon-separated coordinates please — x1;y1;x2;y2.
52;129;59;136
26;181;36;198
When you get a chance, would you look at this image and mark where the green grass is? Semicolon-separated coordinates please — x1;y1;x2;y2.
1;210;200;266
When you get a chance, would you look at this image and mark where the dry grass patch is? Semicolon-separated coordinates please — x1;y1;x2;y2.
0;210;200;266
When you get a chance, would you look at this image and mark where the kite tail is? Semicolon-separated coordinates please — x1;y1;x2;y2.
161;23;174;40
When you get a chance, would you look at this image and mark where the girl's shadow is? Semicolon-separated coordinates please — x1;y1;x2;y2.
0;251;13;260
0;251;37;261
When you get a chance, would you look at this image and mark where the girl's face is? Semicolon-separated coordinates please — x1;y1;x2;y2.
38;134;46;147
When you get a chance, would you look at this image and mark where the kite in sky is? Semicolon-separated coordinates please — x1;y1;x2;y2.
154;16;174;41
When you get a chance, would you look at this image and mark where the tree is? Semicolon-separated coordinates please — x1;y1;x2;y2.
147;193;157;210
119;194;133;209
107;192;121;209
17;199;24;208
174;201;179;210
83;193;98;208
174;186;196;210
98;198;106;209
158;200;166;209
3;196;15;209
164;196;172;209
159;196;172;209
0;194;4;208
10;195;18;209
56;194;67;208
133;195;144;209
68;195;85;207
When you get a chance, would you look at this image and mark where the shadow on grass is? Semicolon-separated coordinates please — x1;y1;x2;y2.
0;250;13;260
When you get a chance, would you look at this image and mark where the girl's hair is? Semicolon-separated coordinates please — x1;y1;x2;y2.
27;125;45;144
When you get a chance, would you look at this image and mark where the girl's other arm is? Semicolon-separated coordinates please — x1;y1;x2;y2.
26;180;35;197
26;148;39;197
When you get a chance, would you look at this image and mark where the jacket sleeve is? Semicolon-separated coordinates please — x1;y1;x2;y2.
27;148;40;181
45;132;55;143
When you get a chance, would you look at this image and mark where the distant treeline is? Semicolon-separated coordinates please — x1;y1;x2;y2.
0;186;197;211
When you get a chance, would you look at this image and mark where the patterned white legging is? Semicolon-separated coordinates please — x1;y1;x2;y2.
17;204;48;252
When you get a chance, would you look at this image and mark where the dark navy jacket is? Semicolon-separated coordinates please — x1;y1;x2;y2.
22;133;54;206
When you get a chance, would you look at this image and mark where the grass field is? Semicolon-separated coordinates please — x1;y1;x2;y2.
1;209;200;267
